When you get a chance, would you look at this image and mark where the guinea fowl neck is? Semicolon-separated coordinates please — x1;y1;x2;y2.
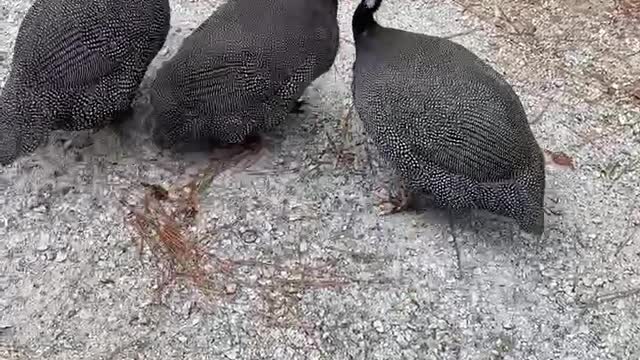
352;1;381;39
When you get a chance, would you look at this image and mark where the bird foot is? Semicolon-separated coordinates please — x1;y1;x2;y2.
219;135;266;173
240;134;263;153
374;186;411;215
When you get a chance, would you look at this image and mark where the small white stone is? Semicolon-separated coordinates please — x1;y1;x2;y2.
373;320;385;333
182;301;193;317
396;332;409;347
225;283;238;295
78;309;92;320
36;243;49;251
55;251;68;262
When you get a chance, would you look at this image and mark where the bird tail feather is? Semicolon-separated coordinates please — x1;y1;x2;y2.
476;174;545;235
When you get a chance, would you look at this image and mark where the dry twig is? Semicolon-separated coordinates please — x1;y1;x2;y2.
121;149;355;325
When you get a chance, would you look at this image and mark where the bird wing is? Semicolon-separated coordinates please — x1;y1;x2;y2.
168;35;321;116
366;73;529;183
12;1;148;89
165;43;276;116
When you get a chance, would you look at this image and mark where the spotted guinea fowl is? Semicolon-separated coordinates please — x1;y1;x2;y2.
0;0;171;166
351;0;546;235
148;0;339;151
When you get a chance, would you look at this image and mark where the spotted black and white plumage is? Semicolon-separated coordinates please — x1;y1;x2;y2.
0;0;171;165
351;0;546;234
149;0;339;149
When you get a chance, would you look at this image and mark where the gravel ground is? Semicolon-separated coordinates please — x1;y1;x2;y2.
1;0;639;359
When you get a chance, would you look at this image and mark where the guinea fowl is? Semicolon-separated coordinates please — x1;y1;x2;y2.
148;0;340;152
351;0;546;235
0;0;171;166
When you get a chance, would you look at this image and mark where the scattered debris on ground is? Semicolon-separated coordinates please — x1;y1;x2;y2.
544;149;576;170
121;149;353;325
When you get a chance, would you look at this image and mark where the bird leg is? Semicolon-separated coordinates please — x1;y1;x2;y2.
290;99;308;114
238;134;263;153
195;135;266;189
208;134;262;159
447;212;464;280
226;134;266;172
374;178;412;215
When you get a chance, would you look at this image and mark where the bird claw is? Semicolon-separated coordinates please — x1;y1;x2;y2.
227;135;266;172
374;186;411;215
377;201;404;215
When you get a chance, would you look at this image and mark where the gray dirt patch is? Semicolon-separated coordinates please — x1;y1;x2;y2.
1;0;639;359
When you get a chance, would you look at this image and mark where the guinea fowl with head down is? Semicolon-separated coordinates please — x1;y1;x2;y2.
148;0;340;153
350;0;546;235
0;0;171;166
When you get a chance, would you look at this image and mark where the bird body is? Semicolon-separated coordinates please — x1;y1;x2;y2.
149;0;340;149
351;0;546;234
0;0;171;165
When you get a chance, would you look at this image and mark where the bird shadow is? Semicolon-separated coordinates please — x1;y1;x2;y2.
397;189;544;249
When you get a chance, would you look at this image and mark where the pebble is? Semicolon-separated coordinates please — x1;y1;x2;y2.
33;205;47;213
78;309;92;320
395;331;409;347
182;301;193;318
225;283;238;295
503;321;515;330
373;320;385;333
241;230;258;244
36;243;49;251
55;251;68;263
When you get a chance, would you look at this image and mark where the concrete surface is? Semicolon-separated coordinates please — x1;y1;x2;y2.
1;0;639;359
